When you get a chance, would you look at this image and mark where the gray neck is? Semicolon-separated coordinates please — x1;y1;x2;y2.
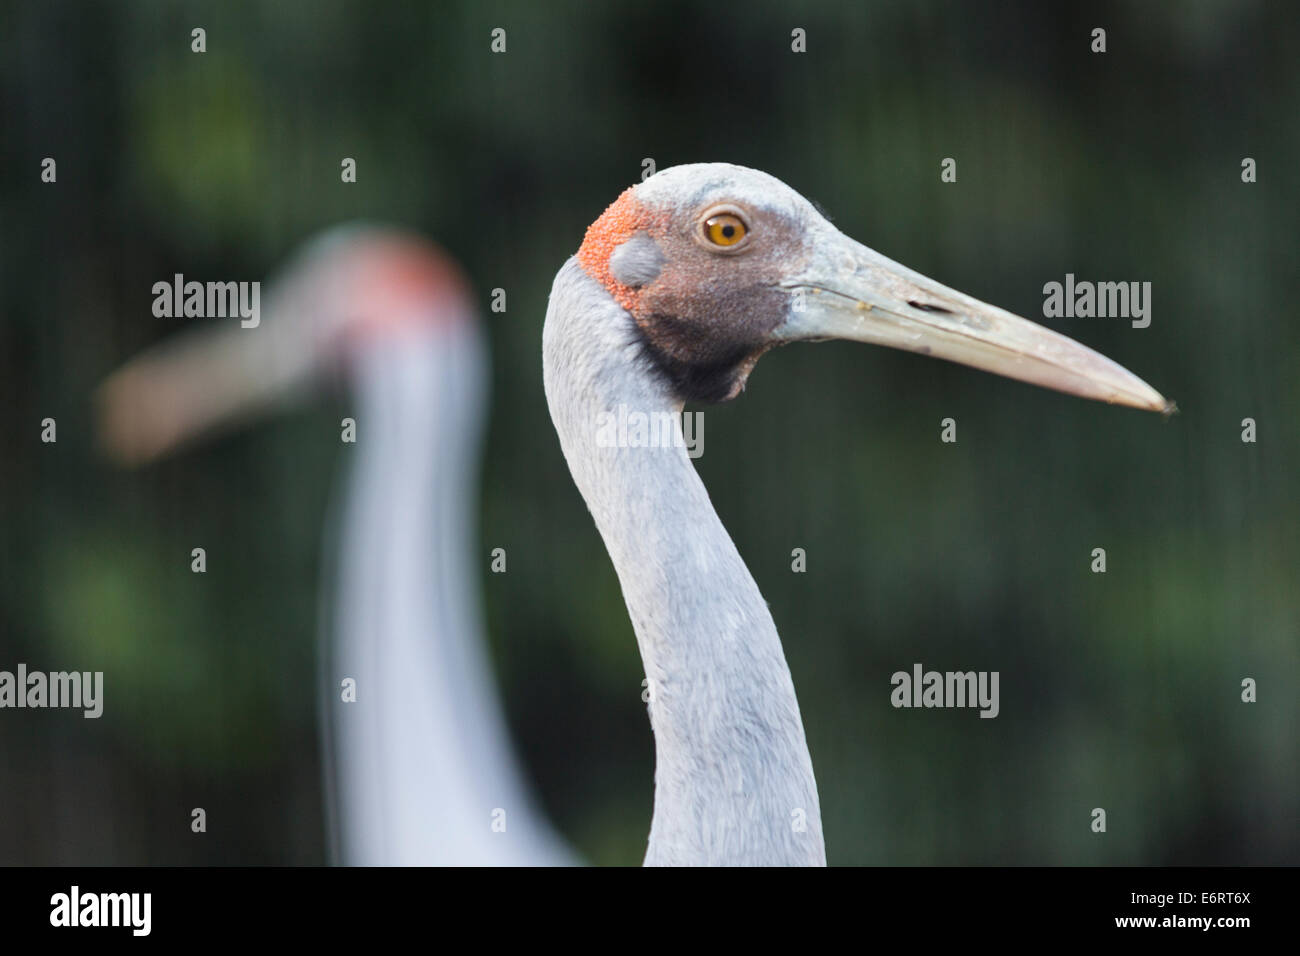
324;317;571;865
543;259;825;865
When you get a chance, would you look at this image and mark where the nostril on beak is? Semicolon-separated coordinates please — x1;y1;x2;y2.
907;301;954;314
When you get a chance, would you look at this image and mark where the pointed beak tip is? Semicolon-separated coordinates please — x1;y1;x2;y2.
1110;386;1173;416
1122;379;1173;416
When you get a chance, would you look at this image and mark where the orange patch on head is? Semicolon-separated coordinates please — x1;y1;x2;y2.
576;187;666;312
350;237;474;339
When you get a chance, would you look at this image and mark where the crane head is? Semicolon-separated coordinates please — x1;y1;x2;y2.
96;226;475;466
577;163;1170;411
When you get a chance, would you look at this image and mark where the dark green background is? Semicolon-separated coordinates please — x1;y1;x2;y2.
1;0;1295;864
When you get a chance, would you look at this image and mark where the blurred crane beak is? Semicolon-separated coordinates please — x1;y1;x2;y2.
96;318;319;467
778;229;1170;413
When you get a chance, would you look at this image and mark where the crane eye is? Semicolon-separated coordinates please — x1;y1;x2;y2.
704;213;747;247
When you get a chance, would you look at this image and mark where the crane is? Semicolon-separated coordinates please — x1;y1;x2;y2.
542;163;1169;866
99;225;571;865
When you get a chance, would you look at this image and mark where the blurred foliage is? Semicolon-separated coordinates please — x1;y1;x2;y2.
1;0;1296;864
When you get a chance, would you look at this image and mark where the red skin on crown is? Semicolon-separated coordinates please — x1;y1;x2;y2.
576;187;670;314
347;236;475;341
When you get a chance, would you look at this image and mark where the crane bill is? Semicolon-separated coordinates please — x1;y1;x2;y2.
96;320;315;466
779;235;1170;413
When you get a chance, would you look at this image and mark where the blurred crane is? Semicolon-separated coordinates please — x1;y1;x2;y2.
543;163;1169;865
99;226;571;865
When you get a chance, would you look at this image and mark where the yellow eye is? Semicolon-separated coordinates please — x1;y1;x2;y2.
704;213;747;247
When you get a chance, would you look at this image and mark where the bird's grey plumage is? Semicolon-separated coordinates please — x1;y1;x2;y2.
100;225;574;866
608;233;666;287
327;315;572;865
543;162;1166;867
543;259;826;866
